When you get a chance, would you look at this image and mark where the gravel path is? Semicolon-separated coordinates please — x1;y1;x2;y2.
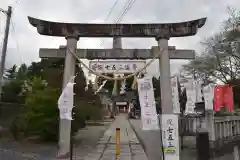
0;124;110;160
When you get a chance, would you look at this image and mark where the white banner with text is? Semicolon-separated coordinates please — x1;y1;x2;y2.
137;76;159;130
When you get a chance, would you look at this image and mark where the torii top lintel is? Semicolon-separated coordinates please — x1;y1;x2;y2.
28;16;207;38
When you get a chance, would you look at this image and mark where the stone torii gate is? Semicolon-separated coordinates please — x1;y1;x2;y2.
40;38;195;118
28;16;206;159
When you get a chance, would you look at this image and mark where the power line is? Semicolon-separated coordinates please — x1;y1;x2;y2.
115;0;137;23
94;0;137;79
104;0;119;22
115;0;134;22
10;19;22;64
100;0;138;47
98;0;120;47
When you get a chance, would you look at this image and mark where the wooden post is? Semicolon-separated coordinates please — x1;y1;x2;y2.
196;130;210;160
116;128;120;156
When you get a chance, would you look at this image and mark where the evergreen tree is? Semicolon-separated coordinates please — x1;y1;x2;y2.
27;61;44;78
5;65;17;80
124;73;134;91
16;64;28;80
87;80;93;92
2;65;28;103
75;64;87;98
152;76;160;98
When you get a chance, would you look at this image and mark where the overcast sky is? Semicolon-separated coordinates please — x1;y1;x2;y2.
0;0;240;78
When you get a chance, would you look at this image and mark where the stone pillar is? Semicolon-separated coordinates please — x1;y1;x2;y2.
113;36;122;49
205;110;215;143
234;145;239;160
157;37;173;114
57;36;78;159
157;37;180;160
111;37;122;117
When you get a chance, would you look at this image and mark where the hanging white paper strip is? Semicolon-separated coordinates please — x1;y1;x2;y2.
58;82;75;120
202;84;214;110
171;76;180;114
137;76;159;130
195;81;203;103
161;114;180;160
184;80;196;114
120;79;126;95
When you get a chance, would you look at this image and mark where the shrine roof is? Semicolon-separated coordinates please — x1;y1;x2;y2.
28;16;207;38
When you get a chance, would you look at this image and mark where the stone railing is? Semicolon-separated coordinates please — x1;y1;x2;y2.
180;114;240;144
214;116;240;142
180;116;204;136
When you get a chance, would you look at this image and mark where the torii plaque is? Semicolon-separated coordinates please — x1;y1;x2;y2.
28;16;207;160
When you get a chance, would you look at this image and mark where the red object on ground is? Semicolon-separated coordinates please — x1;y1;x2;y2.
214;85;234;112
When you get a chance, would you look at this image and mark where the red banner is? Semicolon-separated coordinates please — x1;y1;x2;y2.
214;86;224;112
214;85;234;112
223;86;234;112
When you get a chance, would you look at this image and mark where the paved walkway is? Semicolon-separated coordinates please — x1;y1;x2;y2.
83;114;148;160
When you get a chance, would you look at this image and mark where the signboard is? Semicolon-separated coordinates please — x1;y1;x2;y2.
161;114;180;160
28;16;206;38
171;76;180;114
89;60;146;73
137;76;159;130
116;102;127;105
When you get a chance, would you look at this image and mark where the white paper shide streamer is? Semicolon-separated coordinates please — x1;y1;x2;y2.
184;80;196;114
120;79;126;95
58;82;75;120
184;80;204;114
202;84;214;110
195;81;203;103
137;76;159;130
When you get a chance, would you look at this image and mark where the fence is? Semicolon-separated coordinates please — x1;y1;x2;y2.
181;115;240;137
214;116;240;141
180;115;205;136
180;113;240;156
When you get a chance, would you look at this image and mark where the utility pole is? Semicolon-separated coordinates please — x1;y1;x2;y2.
0;6;12;100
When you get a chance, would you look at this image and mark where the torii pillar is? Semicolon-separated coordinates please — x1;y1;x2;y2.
58;36;78;158
111;37;122;117
157;37;172;114
27;16;207;160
